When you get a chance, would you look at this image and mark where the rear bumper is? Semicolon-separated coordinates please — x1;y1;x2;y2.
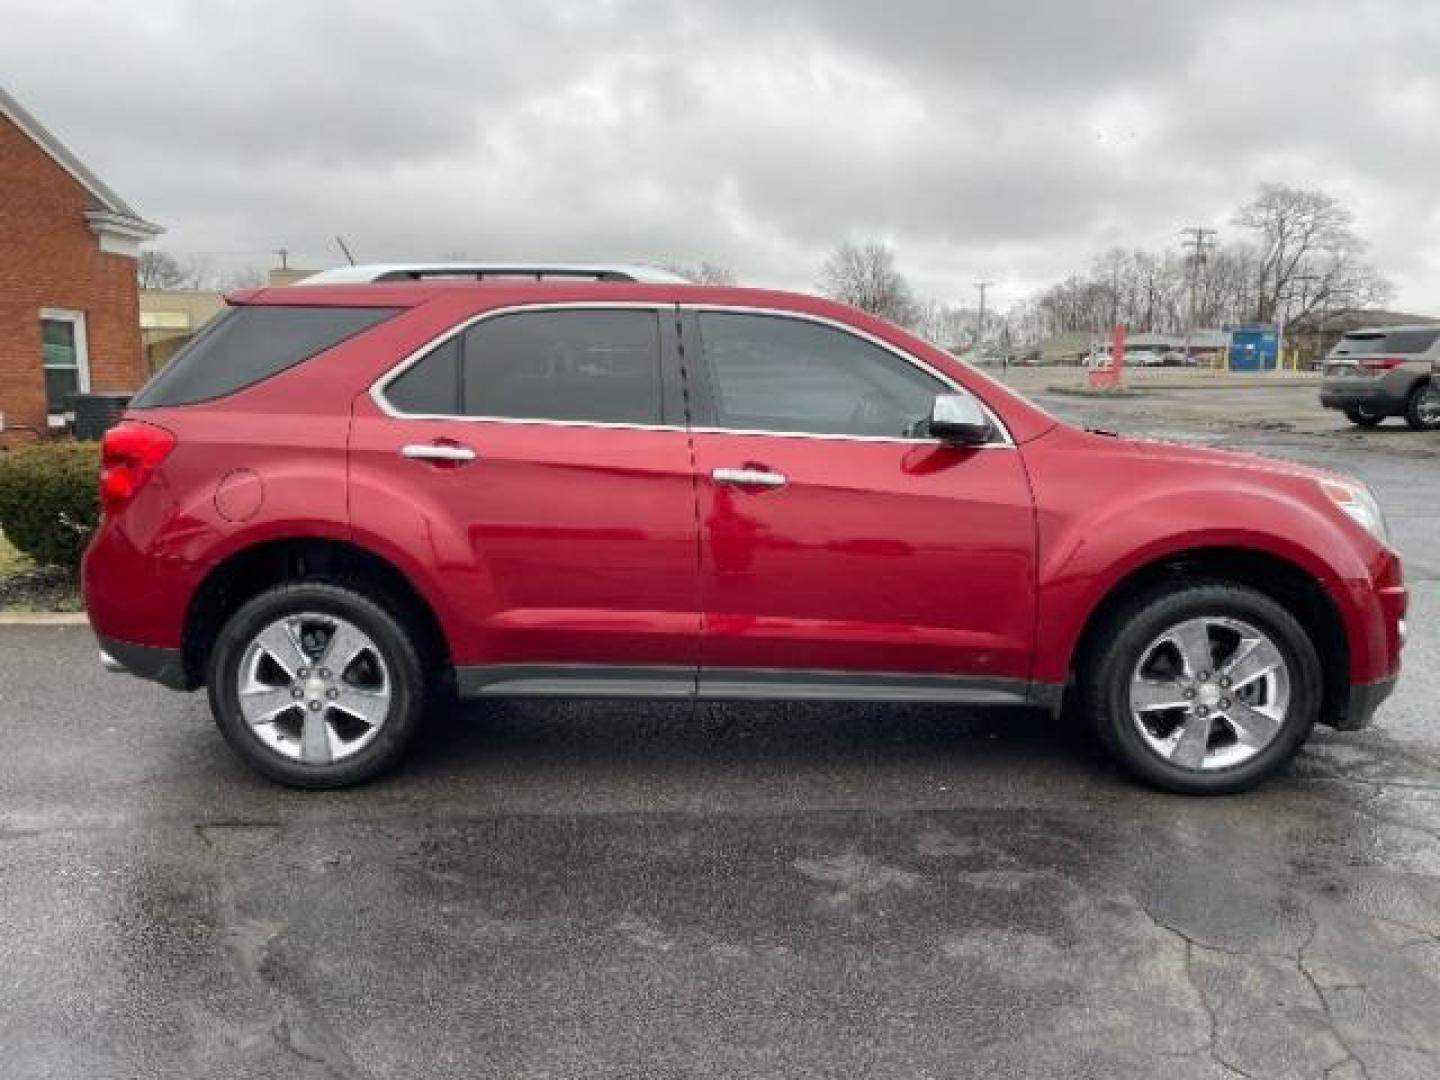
1320;384;1408;413
97;634;191;691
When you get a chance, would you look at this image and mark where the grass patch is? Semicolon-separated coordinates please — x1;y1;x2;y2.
0;530;31;579
0;529;81;612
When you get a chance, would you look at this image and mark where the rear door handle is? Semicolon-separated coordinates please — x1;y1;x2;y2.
401;442;477;463
711;466;787;489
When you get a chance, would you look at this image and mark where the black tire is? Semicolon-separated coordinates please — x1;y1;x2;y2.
1080;579;1321;795
207;581;430;788
1403;380;1440;431
1344;407;1384;429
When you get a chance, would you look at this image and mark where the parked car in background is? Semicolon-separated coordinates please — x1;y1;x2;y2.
85;264;1404;795
1319;325;1440;429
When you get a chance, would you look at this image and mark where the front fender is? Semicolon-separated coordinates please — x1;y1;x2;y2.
1028;469;1381;686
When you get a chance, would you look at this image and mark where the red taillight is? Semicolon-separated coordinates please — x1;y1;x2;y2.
1358;356;1406;371
99;420;176;515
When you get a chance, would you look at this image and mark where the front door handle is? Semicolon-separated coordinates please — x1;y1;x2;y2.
401;442;477;464
711;466;787;489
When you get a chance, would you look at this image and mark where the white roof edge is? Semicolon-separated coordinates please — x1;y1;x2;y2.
296;262;690;286
0;82;162;236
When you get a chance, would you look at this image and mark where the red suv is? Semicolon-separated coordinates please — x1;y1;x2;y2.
84;264;1405;794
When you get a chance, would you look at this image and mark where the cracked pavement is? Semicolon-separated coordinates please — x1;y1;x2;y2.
2;383;1439;1078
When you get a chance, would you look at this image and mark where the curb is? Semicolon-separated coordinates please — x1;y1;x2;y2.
0;612;89;626
1044;387;1148;398
1037;380;1317;394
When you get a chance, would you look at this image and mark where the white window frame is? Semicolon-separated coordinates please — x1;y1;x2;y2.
39;307;90;422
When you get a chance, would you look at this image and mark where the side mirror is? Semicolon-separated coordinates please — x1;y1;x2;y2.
928;393;994;445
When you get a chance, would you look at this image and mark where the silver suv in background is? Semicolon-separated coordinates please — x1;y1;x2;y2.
1320;324;1440;430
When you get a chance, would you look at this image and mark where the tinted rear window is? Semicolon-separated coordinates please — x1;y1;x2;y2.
378;308;663;425
384;337;460;414
131;305;399;407
462;310;661;424
1334;329;1440;355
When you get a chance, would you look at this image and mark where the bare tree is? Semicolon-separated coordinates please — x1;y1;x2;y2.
137;250;190;289
1234;182;1390;323
909;298;976;349
819;241;916;325
220;266;268;290
138;251;269;292
664;261;736;286
1022;183;1391;341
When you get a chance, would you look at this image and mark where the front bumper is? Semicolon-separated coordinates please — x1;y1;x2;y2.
1328;676;1398;732
97;635;191;691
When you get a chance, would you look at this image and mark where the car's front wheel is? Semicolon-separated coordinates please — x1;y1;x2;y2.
1082;580;1321;794
207;581;430;788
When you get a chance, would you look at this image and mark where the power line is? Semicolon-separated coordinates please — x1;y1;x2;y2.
1180;226;1217;266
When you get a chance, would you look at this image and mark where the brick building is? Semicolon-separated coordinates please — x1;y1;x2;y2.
0;84;161;440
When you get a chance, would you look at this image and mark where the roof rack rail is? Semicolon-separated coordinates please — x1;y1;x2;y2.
296;262;690;286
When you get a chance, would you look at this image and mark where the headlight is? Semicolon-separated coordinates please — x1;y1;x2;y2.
1320;479;1389;543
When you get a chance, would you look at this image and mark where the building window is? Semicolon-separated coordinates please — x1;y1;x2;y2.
40;308;90;417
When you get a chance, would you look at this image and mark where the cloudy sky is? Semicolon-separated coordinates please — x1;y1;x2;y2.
4;0;1439;310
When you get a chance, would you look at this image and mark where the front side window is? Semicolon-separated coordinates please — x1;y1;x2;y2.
694;312;944;438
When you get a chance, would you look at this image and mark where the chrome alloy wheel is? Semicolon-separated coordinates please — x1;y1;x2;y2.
1417;384;1440;427
236;613;391;765
1128;616;1291;772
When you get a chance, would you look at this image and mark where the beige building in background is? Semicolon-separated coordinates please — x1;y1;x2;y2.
138;266;308;373
139;287;224;372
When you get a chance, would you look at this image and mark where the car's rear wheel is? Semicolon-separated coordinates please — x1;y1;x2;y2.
1081;580;1320;794
1404;380;1440;431
207;581;429;788
1344;406;1384;428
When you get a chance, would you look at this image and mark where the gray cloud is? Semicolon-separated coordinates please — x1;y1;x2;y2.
4;0;1438;310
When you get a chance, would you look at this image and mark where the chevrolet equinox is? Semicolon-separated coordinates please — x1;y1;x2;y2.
84;263;1406;794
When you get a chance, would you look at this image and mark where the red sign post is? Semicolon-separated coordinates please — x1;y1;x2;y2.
1086;324;1127;390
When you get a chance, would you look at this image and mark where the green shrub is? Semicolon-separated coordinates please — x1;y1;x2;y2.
0;441;100;572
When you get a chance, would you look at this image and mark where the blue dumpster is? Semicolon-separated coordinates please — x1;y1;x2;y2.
1228;325;1279;371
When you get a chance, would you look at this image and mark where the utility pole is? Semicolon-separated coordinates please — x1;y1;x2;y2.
1289;273;1320;369
273;247;290;271
975;281;993;366
1179;227;1217;363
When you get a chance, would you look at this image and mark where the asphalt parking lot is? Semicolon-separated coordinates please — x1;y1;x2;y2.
3;382;1440;1079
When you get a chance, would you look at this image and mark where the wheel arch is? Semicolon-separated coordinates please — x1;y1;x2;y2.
1064;545;1350;730
182;535;451;690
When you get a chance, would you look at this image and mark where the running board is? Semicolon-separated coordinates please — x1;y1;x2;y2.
456;664;1060;710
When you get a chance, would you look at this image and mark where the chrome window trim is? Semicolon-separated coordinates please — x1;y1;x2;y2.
369;300;1014;447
